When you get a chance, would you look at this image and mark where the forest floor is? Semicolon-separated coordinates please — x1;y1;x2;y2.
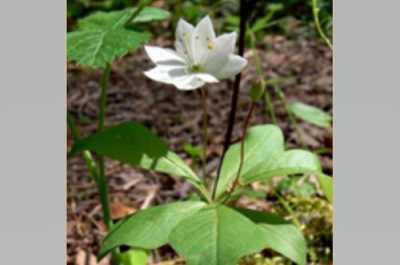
67;28;332;265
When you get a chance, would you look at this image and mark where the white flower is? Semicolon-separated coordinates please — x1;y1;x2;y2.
144;16;248;90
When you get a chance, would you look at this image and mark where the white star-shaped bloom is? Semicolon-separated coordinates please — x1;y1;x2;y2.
144;16;248;90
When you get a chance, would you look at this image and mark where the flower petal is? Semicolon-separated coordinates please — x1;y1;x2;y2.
144;66;175;84
195;73;219;83
214;54;247;79
172;74;206;90
144;46;185;67
175;18;195;63
202;32;237;74
192;16;216;63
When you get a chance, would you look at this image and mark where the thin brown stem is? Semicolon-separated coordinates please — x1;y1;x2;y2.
213;0;250;200
221;0;247;155
200;88;208;179
229;102;256;193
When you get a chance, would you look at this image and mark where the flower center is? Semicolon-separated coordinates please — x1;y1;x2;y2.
190;64;202;72
207;40;214;50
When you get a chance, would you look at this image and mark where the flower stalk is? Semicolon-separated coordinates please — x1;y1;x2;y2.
200;88;209;179
213;0;251;200
229;102;256;193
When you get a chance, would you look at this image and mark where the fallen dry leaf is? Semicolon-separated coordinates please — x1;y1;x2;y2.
111;202;136;220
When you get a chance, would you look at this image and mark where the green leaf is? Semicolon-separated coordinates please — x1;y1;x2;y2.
217;124;324;199
76;9;132;30
99;201;206;260
183;143;203;159
68;7;168;68
169;205;266;265
215;125;284;198
71;122;204;190
317;174;333;203
130;7;170;24
236;208;307;265
118;249;148;265
288;102;332;128
77;7;170;29
243;150;322;184
67;29;149;68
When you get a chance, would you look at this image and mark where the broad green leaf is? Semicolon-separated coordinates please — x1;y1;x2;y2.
243;150;322;184
236;208;307;265
67;29;149;68
317;174;333;203
118;249;148;265
215;125;284;198
169;205;266;265
98;201;206;260
68;7;170;68
71;122;204;190
288;102;332;128
77;9;132;30
77;7;170;29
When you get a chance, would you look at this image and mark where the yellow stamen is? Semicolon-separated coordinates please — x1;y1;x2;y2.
207;40;214;50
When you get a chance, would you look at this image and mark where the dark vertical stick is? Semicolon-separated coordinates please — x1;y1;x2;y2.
212;0;251;199
222;0;248;153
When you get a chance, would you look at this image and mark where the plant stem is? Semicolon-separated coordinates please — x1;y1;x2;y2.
67;113;100;183
97;64;113;229
229;102;255;193
96;158;113;229
263;89;277;124
124;0;148;27
200;88;208;179
213;0;250;200
221;0;247;154
311;0;332;50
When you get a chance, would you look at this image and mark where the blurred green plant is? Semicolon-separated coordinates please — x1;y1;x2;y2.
275;196;333;264
69;0;332;42
311;0;332;49
289;102;332;129
183;143;203;160
68;0;143;19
